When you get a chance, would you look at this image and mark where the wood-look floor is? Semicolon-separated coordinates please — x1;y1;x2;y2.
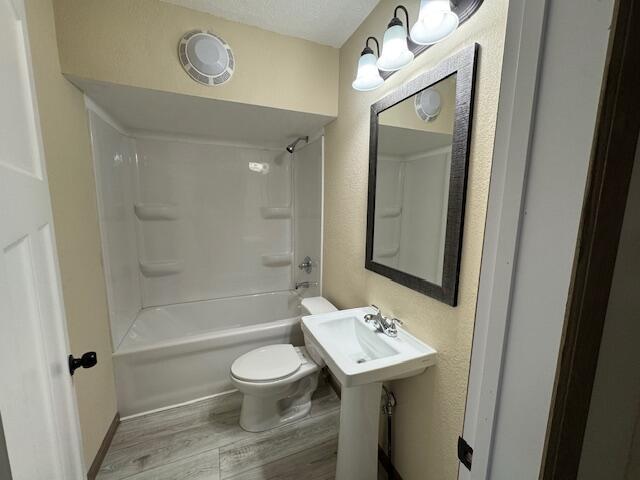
97;382;385;480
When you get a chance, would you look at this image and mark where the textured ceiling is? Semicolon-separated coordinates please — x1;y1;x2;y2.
160;0;381;47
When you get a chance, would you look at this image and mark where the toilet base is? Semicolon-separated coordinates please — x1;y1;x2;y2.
238;370;319;432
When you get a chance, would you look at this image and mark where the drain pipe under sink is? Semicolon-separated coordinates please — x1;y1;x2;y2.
381;385;397;475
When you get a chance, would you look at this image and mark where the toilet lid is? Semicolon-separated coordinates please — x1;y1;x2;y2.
231;344;301;382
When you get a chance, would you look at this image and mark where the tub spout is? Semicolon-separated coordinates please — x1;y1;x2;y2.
295;281;319;290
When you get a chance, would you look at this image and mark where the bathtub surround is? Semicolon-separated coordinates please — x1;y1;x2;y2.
24;0;118;470
52;0;339;118
134;137;292;306
88;109;321;346
293;139;324;293
324;0;508;478
87;110;140;348
74;81;335;150
87;97;325;415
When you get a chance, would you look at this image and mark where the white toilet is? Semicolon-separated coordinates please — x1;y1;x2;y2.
230;296;336;432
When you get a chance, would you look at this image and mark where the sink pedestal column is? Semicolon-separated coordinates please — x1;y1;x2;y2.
336;382;382;480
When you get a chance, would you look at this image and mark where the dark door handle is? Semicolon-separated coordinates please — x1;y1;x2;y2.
69;352;97;376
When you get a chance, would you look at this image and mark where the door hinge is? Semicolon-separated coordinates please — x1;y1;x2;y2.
458;436;473;471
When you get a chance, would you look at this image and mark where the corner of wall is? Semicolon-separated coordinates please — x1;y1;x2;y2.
26;0;118;469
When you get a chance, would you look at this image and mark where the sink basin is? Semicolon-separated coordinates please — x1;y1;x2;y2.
302;307;437;387
301;307;437;480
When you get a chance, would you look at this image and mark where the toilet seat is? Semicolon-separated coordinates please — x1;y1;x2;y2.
231;344;302;382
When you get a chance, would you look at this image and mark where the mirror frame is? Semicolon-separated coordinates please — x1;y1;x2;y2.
365;44;478;306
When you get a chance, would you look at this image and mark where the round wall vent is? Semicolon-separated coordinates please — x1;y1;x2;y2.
414;88;442;122
178;30;234;86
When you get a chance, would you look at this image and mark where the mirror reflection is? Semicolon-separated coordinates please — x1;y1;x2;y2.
373;74;456;285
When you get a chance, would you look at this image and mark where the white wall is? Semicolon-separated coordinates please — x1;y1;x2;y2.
486;0;615;476
373;149;450;284
89;109;326;347
88;110;141;348
578;140;640;480
373;156;404;268
135;137;292;307
293;138;323;296
398;150;450;284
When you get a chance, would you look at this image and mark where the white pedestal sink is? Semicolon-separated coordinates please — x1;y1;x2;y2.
301;307;437;480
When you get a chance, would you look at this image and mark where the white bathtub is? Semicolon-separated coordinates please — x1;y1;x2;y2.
113;291;304;416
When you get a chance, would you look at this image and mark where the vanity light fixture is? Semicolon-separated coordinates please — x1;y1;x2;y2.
353;0;483;93
410;0;460;45
376;6;414;72
352;36;385;91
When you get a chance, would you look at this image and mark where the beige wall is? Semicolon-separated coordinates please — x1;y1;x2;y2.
324;1;508;478
379;73;456;134
53;0;339;117
25;0;118;469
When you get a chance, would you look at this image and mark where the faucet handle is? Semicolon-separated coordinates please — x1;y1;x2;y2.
364;304;380;323
298;256;313;274
388;317;403;330
381;316;402;337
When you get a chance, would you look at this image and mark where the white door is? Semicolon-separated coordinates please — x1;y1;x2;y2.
0;0;85;478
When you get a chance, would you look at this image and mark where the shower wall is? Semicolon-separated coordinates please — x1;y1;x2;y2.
398;148;450;283
88;106;321;348
89;111;141;346
374;148;451;284
135;137;291;307
293;139;323;297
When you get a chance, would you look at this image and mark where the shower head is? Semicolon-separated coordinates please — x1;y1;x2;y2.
286;136;309;153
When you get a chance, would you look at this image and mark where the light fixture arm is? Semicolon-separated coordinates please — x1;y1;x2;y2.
365;36;381;57
393;5;410;34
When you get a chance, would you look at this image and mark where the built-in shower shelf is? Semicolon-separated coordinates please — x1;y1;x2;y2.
260;206;291;219
139;260;184;277
377;206;402;218
134;203;180;221
375;245;400;258
261;253;292;267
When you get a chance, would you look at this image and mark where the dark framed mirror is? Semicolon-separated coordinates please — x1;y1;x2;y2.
366;44;478;306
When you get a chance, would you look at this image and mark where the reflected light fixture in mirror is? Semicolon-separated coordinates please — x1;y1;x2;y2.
410;0;459;45
377;5;414;72
353;36;385;91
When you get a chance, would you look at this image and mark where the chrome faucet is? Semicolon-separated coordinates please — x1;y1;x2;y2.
298;256;313;274
295;281;318;290
364;304;403;337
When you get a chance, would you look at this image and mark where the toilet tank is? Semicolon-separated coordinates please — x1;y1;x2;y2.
301;296;337;366
301;296;337;316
